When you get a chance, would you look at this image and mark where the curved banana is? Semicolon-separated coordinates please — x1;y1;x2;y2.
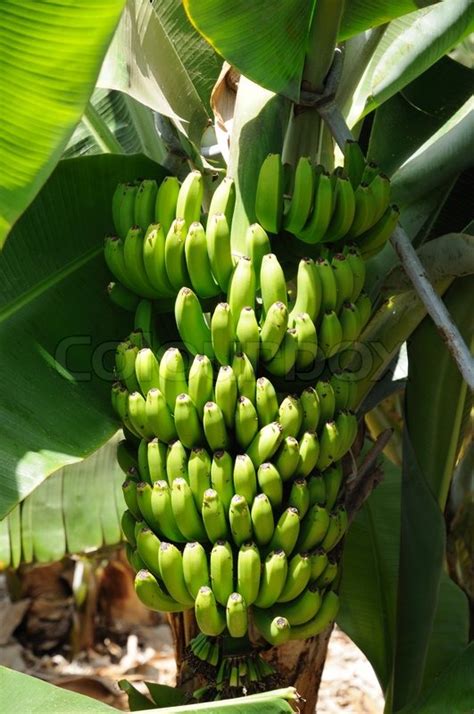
295;431;320;478
332;253;354;313
357;205;400;258
206;213;233;292
324;174;356;243
135;526;161;577
250;493;275;546
355;291;372;330
183;541;210;598
346;183;374;239
289;258;321;324
232;351;256;402
215;365;238;430
174;393;204;448
228;256;256;327
159;348;187;412
296;171;333;244
246;421;283;468
203;402;230;451
104;236;136;294
155;176;180;235
128;392;153;438
134;179;158;232
123;226;159;298
343;139;366;189
345;246;366;302
310;549;329;580
296;503;330;551
268;507;301;556
210;450;234;511
317;420;341;470
143;224;176;297
315;379;336;427
236;307;260;370
188;447;212;510
135;569;186;613
235;396;259;449
226;592;248;638
150;480;185;541
208;176;235;227
166;440;188;485
260;253;288;314
254;549;288;608
185;222;220;298
237;542;261;606
188;354;214;418
202;488;229;542
245;223;271;288
308;474;327;506
319;310;343;358
257;462;283;509
176;170;203;228
253;611;291;646
294;312;318;369
288;478;310;519
164;218;190;291
210;540;234;606
264;328;298;377
195;586;226;636
175;287;214;360
276;581;322;625
107;281;140;312
255;153;284;233
233;453;257;505
278;395;303;439
158;542;194;606
290;591;339;640
135;348;160;396
284;156;315;235
340;301;361;344
323;461;344;511
114;183;138;240
229;494;253;547
277;552;312;603
260;301;289;362
170;478;207;541
316;558;338;587
274;436;300;481
255;376;279;426
367;173;391;225
211;302;234;366
145;388;177;443
300;386;321;433
314;257;337;312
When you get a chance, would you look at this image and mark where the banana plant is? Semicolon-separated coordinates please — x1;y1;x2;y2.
0;0;473;712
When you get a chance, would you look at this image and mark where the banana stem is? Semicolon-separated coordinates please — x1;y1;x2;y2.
82;102;124;154
303;0;345;92
319;103;474;392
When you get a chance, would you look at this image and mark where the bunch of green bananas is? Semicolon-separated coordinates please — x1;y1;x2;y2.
105;173;235;302
255;141;399;256
104;139;391;695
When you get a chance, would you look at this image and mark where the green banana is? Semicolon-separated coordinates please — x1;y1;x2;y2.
296;503;330;551
321;504;348;551
355;291;372;330
343;139;366;189
257;462;283;509
245;223;271;288
114;183;138;240
174;393;204;449
183;542;210;598
104;236;136;294
315;379;336;427
210;540;234;606
296;171;333;244
159;348;187;412
233;453;257;505
319;310;343;358
308;474;327;506
260;301;289;362
357;205;399;258
134;179;158;232
345;246;366;301
228;256;256;328
107;281;140;312
122;479;140;520
171;477;207;541
316;559;338;587
268;507;300;556
176;170;203;228
188;447;212;511
136;526;161;577
330;371;352;411
117;439;138;476
253;611;291;646
255;377;279;426
277;552;312;603
142;224;176;298
361;161;380;185
158;542;194;606
129;547;146;573
254;549;288;608
215;366;238;430
232;352;256;402
284;156;315;235
317;420;342;470
274;436;300;481
226;592;248;638
310;549;329;580
346;183;373;239
288;478;310;519
278;395;303;439
235;396;259;449
203;401;230;451
290;591;339;640
325;174;356;243
300;386;321;433
128;392;153;438
211;302;234;366
208;176;235;227
137;436;151;482
210;450;234;511
332;253;354;313
251;493;275;547
146;388;177;443
295;431;320;478
236;307;260;369
335;409;358;458
195;586;226;636
206;213;234;292
339;301;361;344
255;153;284;234
188;354;214;418
155;176;180;236
116;341;139;392
123;226;159;298
151;480;185;541
245;421;283;469
265;328;298;377
135;569;185;613
166;439;188;485
237;542;261;606
294;312;318;369
260;253;288;314
121;510;137;547
323;461;343;510
135;348;160;396
175;287;213;359
134;299;155;348
289;258;321;324
367;172;391;225
185;222;220;298
202;488;229;542
229;495;253;547
276;582;322;625
164;218;190;291
136;481;161;531
314;257;337;312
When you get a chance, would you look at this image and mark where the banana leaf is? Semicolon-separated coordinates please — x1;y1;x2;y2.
338;1;441;40
0;154;167;519
0;0;126;248
98;0;221;145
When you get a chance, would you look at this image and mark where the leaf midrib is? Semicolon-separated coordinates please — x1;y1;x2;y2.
0;244;102;323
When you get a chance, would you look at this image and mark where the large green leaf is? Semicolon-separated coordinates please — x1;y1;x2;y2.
183;0;313;101
405;277;473;509
98;0;221;144
0;0;126;248
391;98;474;206
0;666;116;712
339;1;441;40
0;154;167;519
367;0;474;112
65;90;167;164
397;643;474;714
